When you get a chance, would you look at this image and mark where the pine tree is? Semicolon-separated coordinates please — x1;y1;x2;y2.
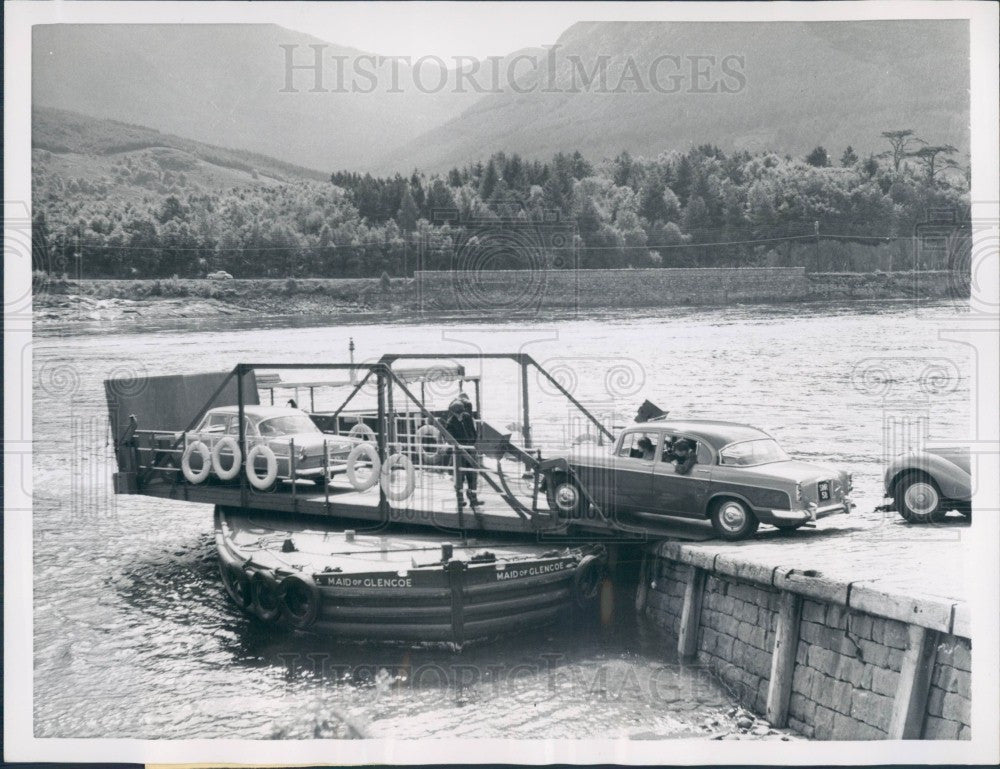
479;159;499;200
396;187;419;232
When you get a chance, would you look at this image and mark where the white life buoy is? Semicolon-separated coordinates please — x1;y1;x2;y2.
211;436;242;480
181;440;211;484
246;444;279;490
381;453;416;501
348;422;376;442
346;442;381;491
415;423;444;462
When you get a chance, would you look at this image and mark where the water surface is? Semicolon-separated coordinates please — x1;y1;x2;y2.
31;300;969;738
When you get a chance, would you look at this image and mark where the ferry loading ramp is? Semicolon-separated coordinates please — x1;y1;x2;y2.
105;353;709;542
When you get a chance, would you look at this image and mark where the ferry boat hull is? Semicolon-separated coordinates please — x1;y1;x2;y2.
214;506;606;646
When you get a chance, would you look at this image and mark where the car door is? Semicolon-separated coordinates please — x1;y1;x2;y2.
651;435;713;516
610;430;659;512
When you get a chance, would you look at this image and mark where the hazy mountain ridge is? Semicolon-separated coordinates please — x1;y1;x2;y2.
33;21;969;175
32;24;481;171
379;20;970;173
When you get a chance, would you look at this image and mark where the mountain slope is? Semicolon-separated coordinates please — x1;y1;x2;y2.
33;21;969;175
378;20;970;172
32;24;480;171
32;107;328;204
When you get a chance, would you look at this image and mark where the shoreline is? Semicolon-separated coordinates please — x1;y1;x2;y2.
32;272;966;332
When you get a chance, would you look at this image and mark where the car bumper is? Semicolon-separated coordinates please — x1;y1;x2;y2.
294;461;348;478
759;498;853;523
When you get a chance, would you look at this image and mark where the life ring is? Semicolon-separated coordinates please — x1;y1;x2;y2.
181;440;211;484
245;444;279;491
573;554;604;607
381;453;416;501
250;571;283;622
415;423;444;462
348;422;376;442
211;436;242;481
219;562;252;609
346;442;381;491
280;575;320;630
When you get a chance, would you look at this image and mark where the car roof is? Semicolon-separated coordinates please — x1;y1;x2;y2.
205;405;306;420
624;419;772;451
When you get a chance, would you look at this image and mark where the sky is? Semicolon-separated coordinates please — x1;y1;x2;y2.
280;2;577;59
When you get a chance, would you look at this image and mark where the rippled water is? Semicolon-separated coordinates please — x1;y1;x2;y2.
31;300;969;738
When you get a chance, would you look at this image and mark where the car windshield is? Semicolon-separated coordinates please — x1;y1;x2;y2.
257;414;319;437
719;438;789;467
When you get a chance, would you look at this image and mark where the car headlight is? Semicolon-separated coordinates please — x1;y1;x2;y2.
298;446;308;461
795;482;803;502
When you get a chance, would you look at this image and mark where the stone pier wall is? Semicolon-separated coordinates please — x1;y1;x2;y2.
643;545;971;740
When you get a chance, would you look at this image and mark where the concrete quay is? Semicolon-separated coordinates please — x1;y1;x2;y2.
640;514;971;740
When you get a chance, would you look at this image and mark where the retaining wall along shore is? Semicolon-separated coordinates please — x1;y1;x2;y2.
415;267;809;310
413;268;965;311
640;542;971;741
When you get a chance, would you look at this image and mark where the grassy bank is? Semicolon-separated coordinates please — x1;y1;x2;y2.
33;276;409;324
32;271;965;326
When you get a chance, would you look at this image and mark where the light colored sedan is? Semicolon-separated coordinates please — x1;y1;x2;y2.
189;405;358;486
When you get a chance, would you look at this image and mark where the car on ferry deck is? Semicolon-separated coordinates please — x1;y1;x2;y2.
540;419;853;540
188;405;359;486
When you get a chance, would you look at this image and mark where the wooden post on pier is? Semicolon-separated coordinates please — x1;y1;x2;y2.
678;566;706;658
766;590;803;727
888;624;938;739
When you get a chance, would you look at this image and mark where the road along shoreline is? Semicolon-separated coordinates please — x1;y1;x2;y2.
32;270;964;327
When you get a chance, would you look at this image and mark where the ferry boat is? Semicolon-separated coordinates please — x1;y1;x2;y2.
215;506;607;646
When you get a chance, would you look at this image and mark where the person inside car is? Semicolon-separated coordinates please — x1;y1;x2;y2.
636;436;656;460
672;438;697;475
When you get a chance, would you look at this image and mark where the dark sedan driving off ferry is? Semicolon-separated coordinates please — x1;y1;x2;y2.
540;419;853;540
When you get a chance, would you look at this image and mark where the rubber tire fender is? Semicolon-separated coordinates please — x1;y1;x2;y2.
246;444;279;491
573;554;604;607
348;422;376;442
220;562;252;609
415;423;444;463
381;453;416;501
181;440;211;484
250;570;283;622
211;436;242;481
346;442;382;491
280;575;320;630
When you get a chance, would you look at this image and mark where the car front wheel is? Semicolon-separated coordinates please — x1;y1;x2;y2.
547;476;588;519
895;472;946;523
710;498;759;541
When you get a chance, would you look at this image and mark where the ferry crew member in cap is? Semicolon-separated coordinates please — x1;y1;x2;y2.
672;438;698;475
445;398;480;510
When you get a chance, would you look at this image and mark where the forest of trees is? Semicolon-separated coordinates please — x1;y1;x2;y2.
33;133;970;278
